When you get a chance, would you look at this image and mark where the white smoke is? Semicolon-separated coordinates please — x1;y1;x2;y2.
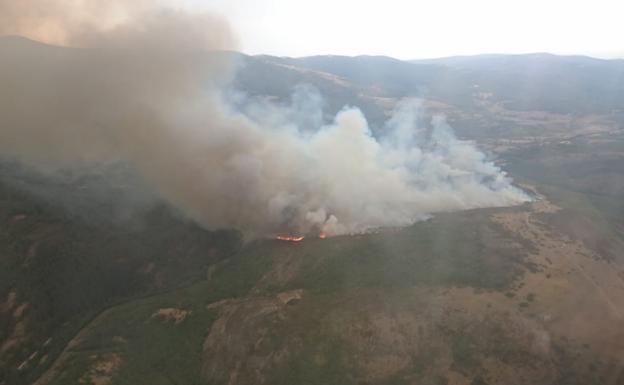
0;1;530;237
235;99;529;236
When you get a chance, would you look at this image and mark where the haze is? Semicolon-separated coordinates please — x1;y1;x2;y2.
2;1;624;385
178;0;624;59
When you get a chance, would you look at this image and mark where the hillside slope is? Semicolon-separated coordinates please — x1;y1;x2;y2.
1;36;624;385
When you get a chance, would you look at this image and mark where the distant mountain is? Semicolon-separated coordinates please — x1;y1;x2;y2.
3;36;623;118
411;52;624;68
410;53;624;113
232;53;389;124
266;54;444;95
249;54;475;111
243;50;624;114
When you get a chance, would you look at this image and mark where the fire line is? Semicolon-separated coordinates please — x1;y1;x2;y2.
275;234;305;242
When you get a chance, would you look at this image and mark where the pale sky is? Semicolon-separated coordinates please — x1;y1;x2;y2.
176;0;624;59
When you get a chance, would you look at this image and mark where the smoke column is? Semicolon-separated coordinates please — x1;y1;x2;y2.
0;0;529;237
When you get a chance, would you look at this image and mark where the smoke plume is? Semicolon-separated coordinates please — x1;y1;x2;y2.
0;1;529;237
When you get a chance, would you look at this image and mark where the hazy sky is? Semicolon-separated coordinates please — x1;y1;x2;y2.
177;0;623;59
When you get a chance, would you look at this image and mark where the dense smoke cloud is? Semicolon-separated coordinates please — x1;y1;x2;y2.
0;0;236;50
0;1;529;237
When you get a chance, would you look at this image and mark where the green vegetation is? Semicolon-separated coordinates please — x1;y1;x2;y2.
43;238;282;385
451;334;479;370
24;205;533;385
504;133;624;263
286;211;528;296
470;375;489;385
0;176;241;385
50;287;220;385
4;119;622;385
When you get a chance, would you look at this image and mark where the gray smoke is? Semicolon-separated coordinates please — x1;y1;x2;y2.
0;1;529;237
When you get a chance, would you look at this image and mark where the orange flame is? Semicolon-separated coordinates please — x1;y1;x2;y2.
318;232;327;239
275;234;305;242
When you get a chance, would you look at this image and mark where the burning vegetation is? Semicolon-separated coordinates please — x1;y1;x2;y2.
274;234;305;242
274;231;328;242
